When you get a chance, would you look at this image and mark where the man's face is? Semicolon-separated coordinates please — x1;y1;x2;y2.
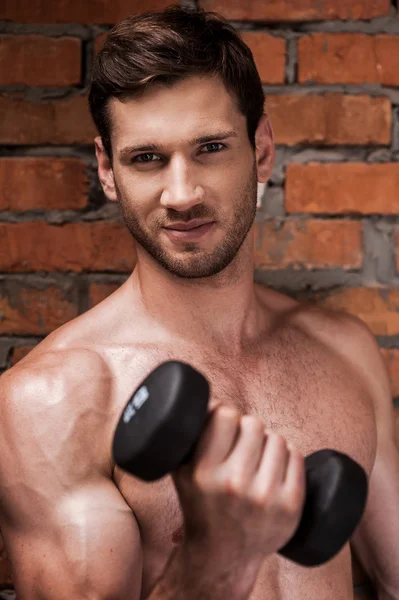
108;75;259;279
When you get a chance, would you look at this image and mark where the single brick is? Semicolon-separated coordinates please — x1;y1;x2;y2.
286;163;399;215
266;94;391;146
240;32;285;84
0;0;172;24
0;35;81;86
200;0;390;22
0;95;96;145
0;157;89;211
0;222;136;272
380;349;399;398
88;282;123;308
253;219;362;270
0;282;79;335
298;34;399;86
315;288;399;336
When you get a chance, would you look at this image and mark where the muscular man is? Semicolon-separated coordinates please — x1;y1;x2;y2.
0;5;398;600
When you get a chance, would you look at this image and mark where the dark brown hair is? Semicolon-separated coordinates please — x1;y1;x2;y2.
88;4;265;163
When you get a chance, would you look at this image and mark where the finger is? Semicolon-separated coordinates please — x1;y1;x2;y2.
192;405;240;468
283;447;306;508
222;415;267;483
253;432;290;490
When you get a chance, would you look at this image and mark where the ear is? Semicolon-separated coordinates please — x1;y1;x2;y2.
254;114;275;184
94;136;118;202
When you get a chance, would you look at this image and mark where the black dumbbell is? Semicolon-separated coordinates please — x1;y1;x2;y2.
112;361;368;567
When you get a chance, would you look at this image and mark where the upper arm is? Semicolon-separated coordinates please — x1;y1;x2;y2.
330;313;399;595
0;360;143;600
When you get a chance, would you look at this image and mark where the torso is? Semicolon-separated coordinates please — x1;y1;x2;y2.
5;279;377;599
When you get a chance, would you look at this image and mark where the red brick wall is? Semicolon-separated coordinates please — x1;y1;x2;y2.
1;1;399;597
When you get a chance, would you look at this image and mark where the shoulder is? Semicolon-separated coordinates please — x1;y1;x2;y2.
290;301;383;372
290;303;392;430
0;346;115;475
255;284;384;380
1;345;112;405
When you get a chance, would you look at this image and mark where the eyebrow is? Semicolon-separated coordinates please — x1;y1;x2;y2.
118;129;238;159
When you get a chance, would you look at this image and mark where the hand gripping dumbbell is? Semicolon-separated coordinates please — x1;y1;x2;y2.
112;361;368;567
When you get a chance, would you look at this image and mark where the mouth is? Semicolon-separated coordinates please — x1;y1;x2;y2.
163;221;215;242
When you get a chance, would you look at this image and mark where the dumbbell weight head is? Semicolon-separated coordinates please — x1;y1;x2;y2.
112;361;209;481
279;449;368;566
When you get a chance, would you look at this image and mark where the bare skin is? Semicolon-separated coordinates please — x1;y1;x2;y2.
0;73;393;599
0;280;376;599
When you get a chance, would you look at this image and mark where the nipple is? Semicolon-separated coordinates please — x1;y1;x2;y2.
171;524;184;544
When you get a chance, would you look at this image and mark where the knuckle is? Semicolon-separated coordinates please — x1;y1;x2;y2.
284;484;305;512
217;405;240;423
193;467;211;489
223;473;245;496
250;484;273;507
281;496;300;519
268;432;287;449
240;414;264;432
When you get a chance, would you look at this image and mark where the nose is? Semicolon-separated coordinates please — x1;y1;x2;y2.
160;156;205;212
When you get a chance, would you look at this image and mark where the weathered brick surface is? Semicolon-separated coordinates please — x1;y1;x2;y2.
200;0;390;22
0;158;89;211
0;222;136;272
239;32;286;84
0;282;79;335
0;35;81;86
298;34;399;86
267;95;391;146
253;220;362;270
315;288;399;336
0;95;96;145
286;163;399;215
0;0;171;24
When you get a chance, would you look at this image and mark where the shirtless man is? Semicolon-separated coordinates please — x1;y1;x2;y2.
0;5;398;600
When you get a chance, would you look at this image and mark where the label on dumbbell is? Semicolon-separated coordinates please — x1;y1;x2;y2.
123;385;150;423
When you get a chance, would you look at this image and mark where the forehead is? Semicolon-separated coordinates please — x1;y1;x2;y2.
109;75;246;151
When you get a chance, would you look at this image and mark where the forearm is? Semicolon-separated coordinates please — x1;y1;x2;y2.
146;543;263;600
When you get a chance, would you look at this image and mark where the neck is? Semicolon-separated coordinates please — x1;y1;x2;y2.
128;231;266;357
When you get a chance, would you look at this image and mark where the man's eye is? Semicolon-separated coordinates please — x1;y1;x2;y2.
131;142;226;164
201;142;225;153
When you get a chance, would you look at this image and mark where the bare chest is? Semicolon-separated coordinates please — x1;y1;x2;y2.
111;335;376;599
